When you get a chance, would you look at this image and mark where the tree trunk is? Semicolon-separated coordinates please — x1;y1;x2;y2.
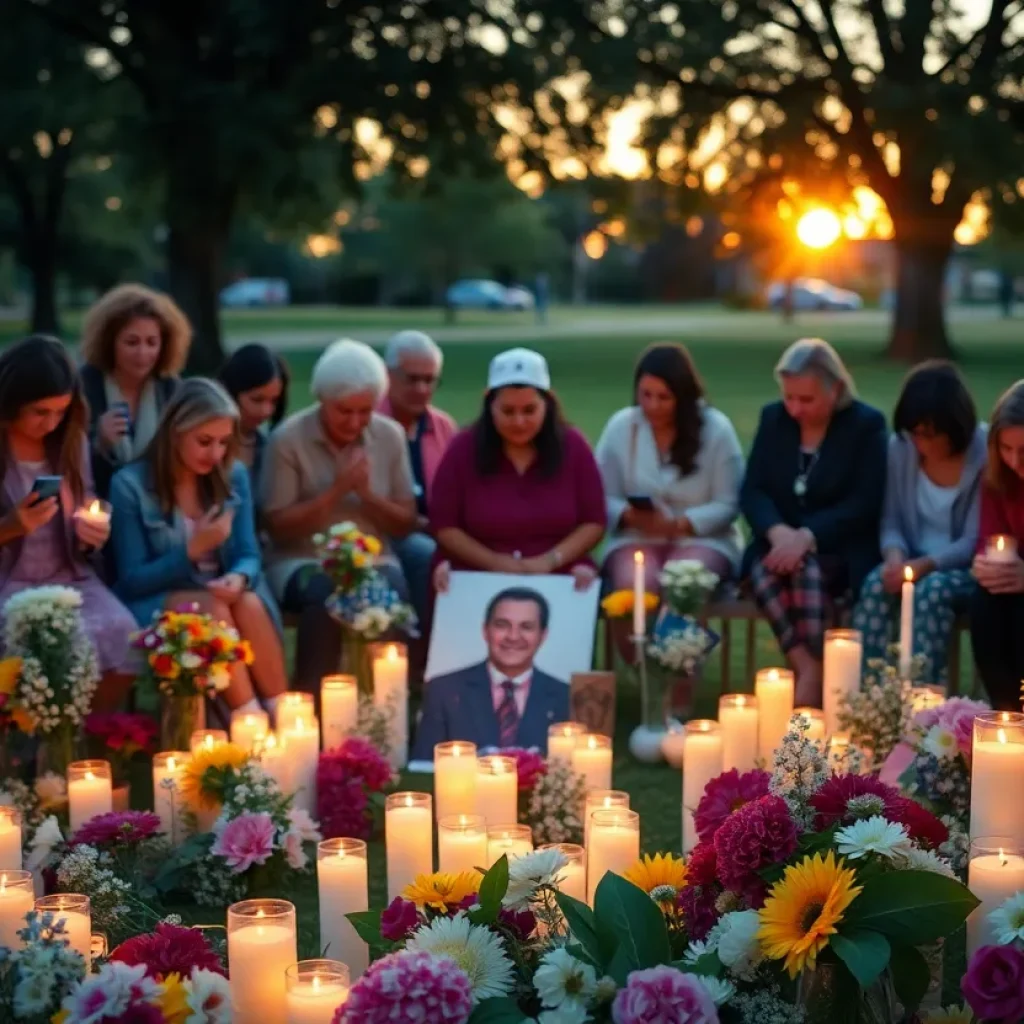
28;243;60;335
886;237;955;362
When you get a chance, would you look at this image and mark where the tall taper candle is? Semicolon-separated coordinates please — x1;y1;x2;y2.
899;566;914;679
632;550;646;637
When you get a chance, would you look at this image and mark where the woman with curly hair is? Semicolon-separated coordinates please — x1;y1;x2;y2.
79;283;191;497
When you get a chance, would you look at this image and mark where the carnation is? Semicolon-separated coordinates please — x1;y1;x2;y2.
501;747;548;791
110;923;226;979
678;843;721;940
713;795;798;898
694;769;770;845
70;810;162;849
210;811;276;873
317;736;394;840
611;965;719;1024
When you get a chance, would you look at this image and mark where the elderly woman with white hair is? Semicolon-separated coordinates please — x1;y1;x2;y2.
262;339;417;692
740;338;887;704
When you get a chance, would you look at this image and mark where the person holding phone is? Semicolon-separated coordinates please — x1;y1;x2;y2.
0;336;136;694
110;379;289;716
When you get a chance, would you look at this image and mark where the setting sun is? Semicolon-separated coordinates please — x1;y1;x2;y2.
796;208;842;249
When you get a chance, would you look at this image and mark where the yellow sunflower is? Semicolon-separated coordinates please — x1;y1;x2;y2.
624;853;688;902
158;973;189;1024
601;590;658;618
758;850;862;978
179;742;249;812
402;870;482;911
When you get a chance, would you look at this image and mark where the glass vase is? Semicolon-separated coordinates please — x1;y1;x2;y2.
36;722;81;778
160;693;205;752
341;634;374;697
796;961;899;1024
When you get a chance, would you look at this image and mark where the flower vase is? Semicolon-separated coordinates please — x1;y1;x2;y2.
160;693;205;752
342;634;374;696
796;961;899;1024
36;722;81;778
628;637;666;763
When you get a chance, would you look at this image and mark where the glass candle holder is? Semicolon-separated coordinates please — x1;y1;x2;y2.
371;644;409;772
277;692;316;733
74;499;111;528
438;814;488;875
189;729;228;754
317;839;368;980
152;751;190;844
280;715;320;816
755;668;795;763
0;870;33;948
968;838;1024;958
475;755;517;827
823;628;863;737
537;842;586;903
228;899;298;1022
36;893;91;967
547;722;586;763
321;675;358;751
67;759;112;834
285;960;350;1024
986;534;1019;563
230;710;269;753
434;741;477;821
971;713;1024;844
794;707;826;743
0;807;22;870
571;734;613;792
588;808;640;905
719;693;759;773
385;792;433;902
486;824;533;867
682;720;722;853
584;790;630;850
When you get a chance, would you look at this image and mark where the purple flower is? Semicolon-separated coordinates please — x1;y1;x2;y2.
380;898;419;941
612;965;719;1024
962;944;1024;1023
693;769;770;845
210;812;276;873
713;795;798;899
70;811;162;849
498;906;536;941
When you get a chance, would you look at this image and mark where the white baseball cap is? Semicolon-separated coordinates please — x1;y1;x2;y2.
486;347;551;392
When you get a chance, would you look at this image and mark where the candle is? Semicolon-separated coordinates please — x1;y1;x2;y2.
755;668;795;764
282;716;320;816
285;960;350;1024
438;815;488;875
588;808;640;905
585;791;630;852
547;722;586;764
152;752;189;845
899;566;914;679
795;707;827;743
967;840;1024;958
230;710;269;753
828;731;852;772
321;675;358;752
475;756;518;827
260;732;293;796
986;535;1018;563
911;686;945;713
385;793;433;901
36;894;91;968
228;900;297;1024
719;694;759;773
682;720;722;854
317;839;368;980
823;629;862;737
0;871;33;949
75;499;110;528
486;825;533;867
0;808;22;870
434;742;478;821
277;693;315;733
190;730;228;754
373;644;409;771
661;722;686;768
971;713;1024;843
538;843;586;903
571;734;613;792
67;760;112;835
632;550;646;637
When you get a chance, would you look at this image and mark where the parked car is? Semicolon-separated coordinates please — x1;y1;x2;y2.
766;277;864;311
445;279;534;311
220;278;290;308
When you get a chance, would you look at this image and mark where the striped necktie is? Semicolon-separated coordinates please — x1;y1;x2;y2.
497;680;520;747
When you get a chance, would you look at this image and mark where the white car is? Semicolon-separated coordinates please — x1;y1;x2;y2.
220;278;290;308
766;277;863;311
446;279;534;311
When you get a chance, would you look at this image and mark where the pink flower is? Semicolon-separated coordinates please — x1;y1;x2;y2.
71;811;162;849
962;944;1024;1023
317;738;393;841
282;829;308;871
501;747;548;791
612;965;719;1024
210;812;276;873
693;769;770;845
110;923;225;978
335;950;473;1024
380;898;419;941
713;795;798;898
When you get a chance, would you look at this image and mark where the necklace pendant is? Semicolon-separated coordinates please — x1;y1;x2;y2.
794;476;807;497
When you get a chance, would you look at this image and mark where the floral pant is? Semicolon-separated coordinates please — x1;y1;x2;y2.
851;565;975;684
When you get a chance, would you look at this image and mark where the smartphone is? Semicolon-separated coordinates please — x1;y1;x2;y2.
627;495;655;511
30;476;62;502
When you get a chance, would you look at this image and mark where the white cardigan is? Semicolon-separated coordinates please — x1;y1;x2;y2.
595;404;745;568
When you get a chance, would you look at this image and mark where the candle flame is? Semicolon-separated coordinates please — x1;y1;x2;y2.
999;728;1008;744
1002;712;1011;723
767;669;778;681
313;975;322;993
85;771;95;781
904;566;913;582
265;734;277;751
295;718;306;733
458;815;468;825
386;644;398;660
404;794;414;808
89;499;101;514
168;756;176;771
998;536;1007;552
204;736;213;749
634;550;643;566
736;695;746;707
336;846;346;859
602;797;612;809
588;736;598;750
256;908;265;919
1001;848;1008;866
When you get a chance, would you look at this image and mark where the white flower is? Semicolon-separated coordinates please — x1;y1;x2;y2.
185;968;233;1024
406;913;514;1002
899;846;957;879
538;1005;590;1024
62;961;160;1023
26;815;63;872
286;807;322;843
503;847;569;908
533;947;596;1010
922;725;959;761
695;975;735;1007
13;968;56;1017
682;939;715;965
835;816;912;861
35;772;67;808
990;892;1024;945
282;829;308;870
715;909;762;979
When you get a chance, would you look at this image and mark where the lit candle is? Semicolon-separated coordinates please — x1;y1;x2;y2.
0;871;33;949
754;668;795;764
317;839;368;980
795;707;827;743
259;732;293;796
282;716;320;816
968;840;1024;958
571;734;613;792
67;760;112;835
899;567;914;679
632;550;646;637
0;807;22;870
584;791;630;851
438;815;488;875
385;792;433;902
539;842;586;903
75;499;111;529
228;900;298;1024
823;629;862;737
285;960;349;1024
152;752;189;845
277;693;315;733
986;535;1018;564
190;730;228;754
230;710;269;754
486;825;533;867
434;742;478;821
36;894;91;969
719;694;759;773
475;755;518;827
587;808;639;905
682;720;722;854
321;675;358;752
971;713;1024;843
547;722;586;764
373;644;409;771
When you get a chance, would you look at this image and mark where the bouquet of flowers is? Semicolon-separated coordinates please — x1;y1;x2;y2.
647;617;718;676
314;520;382;592
0;911;86;1022
502;747;586;846
84;712;158;785
2;586;99;773
316;736;396;841
325;572;417;641
660;558;721;617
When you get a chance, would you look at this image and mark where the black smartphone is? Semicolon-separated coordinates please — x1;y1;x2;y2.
627;495;655;511
30;476;62;503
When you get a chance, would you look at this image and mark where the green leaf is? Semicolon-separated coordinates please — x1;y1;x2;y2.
888;944;931;1014
468;997;528;1023
843;870;979;946
475;855;509;923
593;873;671;975
673;952;722;978
345;910;386;950
554;892;604;969
832;930;890;988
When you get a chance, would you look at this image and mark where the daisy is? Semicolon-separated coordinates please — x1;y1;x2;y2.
185;968;232;1024
758;851;862;977
504;848;569;908
989;891;1024;946
402;871;482;912
406;913;514;1003
694;974;736;1007
623;853;688;904
899;846;957;879
533;948;596;1011
835;816;911;861
922;726;959;761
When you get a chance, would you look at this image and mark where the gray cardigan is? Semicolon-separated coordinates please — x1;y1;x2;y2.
879;425;988;570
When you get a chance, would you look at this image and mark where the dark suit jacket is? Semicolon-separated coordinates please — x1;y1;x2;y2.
411;660;569;760
740;399;887;593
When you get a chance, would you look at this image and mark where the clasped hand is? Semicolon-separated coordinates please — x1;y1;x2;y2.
973;554;1024;594
763;525;814;574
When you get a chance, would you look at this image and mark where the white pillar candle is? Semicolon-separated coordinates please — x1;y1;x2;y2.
260;732;294;796
277;693;315;733
282;717;320;817
899;566;915;680
967;840;1024;958
682;720;722;854
584;791;630;852
36;894;91;969
438;815;489;875
632;550;646;637
373;644;409;771
0;871;33;948
795;707;827;743
755;668;795;765
475;755;518;827
67;760;112;835
823;629;863;737
321;675;358;752
434;742;478;821
547;722;586;764
539;843;587;903
285;961;349;1024
719;694;759;773
571;734;613;792
228;900;298;1024
986;535;1018;563
317;839;368;980
587;808;640;905
0;808;22;870
971;713;1024;843
152;752;190;845
486;825;533;867
385;792;433;902
230;710;269;754
190;730;228;754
